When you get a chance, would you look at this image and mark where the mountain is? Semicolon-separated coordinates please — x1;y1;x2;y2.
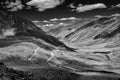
40;14;120;74
0;10;120;80
0;10;76;51
45;14;120;49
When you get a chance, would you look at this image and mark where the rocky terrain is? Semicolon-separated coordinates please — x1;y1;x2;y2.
0;10;120;80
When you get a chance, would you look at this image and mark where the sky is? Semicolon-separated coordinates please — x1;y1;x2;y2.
0;0;120;21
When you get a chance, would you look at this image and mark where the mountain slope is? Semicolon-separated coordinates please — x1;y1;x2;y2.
0;10;76;51
0;10;120;79
39;14;120;75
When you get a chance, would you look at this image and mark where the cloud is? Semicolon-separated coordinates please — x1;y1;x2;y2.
75;3;107;12
33;20;49;23
67;17;76;20
111;13;120;17
59;23;64;25
2;0;64;11
50;17;76;21
44;24;54;26
27;0;64;11
5;0;24;11
43;20;49;23
111;3;120;8
115;4;120;7
110;3;120;9
50;18;59;21
32;20;41;23
60;17;76;20
69;3;76;8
